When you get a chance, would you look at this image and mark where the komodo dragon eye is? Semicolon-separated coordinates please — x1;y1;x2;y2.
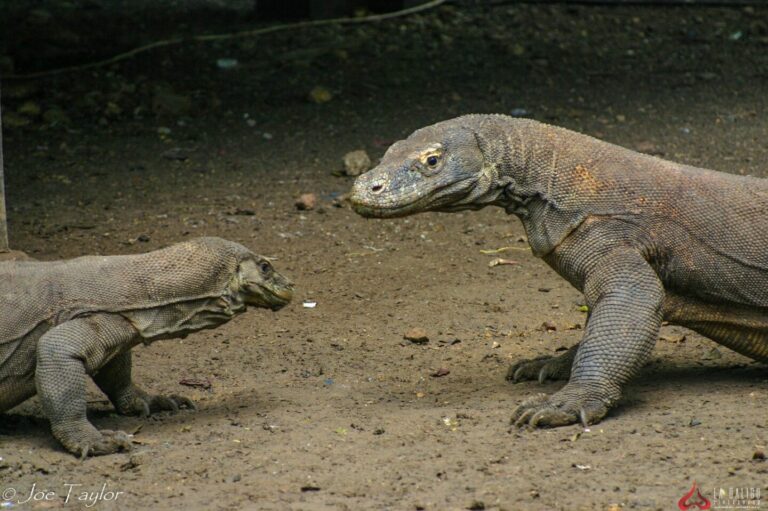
259;261;272;274
426;155;439;167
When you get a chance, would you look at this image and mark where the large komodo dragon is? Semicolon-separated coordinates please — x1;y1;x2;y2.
350;114;768;428
0;237;293;456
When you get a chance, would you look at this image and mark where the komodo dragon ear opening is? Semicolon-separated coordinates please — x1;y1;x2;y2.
469;127;490;161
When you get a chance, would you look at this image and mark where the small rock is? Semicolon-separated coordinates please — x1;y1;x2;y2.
373;428;385;435
216;58;239;70
136;234;150;243
308;86;333;104
753;449;766;460
468;501;486;510
295;193;317;211
343;149;372;176
540;321;557;332
162;148;190;161
431;367;450;378
689;418;702;427
227;473;242;483
404;327;429;344
706;347;723;360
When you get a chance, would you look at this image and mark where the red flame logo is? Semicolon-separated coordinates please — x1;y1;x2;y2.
678;482;711;511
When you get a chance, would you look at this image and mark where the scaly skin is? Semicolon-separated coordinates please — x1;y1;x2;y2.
0;237;293;457
350;114;768;428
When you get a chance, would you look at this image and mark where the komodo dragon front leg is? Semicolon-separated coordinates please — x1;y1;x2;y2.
36;313;190;457
511;245;664;427
94;351;194;418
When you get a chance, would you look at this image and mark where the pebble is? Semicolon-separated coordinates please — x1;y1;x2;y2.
541;321;557;332
431;367;450;378
295;193;317;210
404;327;429;344
216;58;239;70
343;149;372;176
308;86;333;104
753;449;766;460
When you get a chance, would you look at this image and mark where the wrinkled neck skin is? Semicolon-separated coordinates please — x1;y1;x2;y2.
447;117;550;214
463;116;582;257
126;287;246;345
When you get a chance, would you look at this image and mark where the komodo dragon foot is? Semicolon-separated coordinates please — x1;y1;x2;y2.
77;430;133;459
510;382;618;428
506;344;578;383
114;387;196;418
50;422;133;459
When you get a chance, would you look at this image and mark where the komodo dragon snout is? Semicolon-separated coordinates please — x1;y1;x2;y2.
350;123;492;217
236;257;294;310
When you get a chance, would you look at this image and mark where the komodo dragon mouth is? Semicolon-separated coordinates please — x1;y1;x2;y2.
350;175;479;218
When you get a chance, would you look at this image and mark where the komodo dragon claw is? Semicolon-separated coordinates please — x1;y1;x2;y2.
78;430;133;460
506;345;579;384
511;388;611;428
130;394;196;418
506;355;571;383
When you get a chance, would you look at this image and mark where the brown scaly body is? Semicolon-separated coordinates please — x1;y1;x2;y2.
0;237;293;456
350;114;768;427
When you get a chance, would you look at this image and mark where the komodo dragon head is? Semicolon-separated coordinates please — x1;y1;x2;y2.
350;118;502;217
234;255;294;311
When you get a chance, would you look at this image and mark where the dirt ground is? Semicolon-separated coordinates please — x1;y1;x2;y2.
2;1;768;510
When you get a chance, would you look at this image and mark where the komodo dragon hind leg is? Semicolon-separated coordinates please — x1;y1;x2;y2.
36;314;138;457
506;343;579;383
94;351;195;418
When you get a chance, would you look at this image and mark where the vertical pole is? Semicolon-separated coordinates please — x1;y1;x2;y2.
0;82;8;252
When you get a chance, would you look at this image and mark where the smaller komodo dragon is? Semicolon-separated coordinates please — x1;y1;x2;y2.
350;114;768;428
0;237;293;457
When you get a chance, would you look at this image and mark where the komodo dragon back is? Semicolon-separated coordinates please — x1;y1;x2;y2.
0;237;250;350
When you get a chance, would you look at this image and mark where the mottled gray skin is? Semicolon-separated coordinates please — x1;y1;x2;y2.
350;114;768;428
0;237;293;457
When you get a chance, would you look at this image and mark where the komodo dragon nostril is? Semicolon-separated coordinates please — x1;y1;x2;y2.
371;183;384;193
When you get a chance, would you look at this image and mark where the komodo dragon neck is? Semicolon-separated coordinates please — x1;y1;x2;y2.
468;116;621;257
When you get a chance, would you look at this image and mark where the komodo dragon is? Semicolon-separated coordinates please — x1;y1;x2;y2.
350;114;768;428
0;237;293;456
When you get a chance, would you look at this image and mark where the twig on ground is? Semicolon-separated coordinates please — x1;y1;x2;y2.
7;0;449;80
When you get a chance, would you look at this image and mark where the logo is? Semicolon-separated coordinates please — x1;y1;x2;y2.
679;482;712;511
